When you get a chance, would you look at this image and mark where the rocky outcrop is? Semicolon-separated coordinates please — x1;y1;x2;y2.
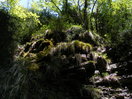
8;28;110;99
17;30;109;82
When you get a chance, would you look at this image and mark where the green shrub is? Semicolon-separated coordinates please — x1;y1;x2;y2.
48;17;69;33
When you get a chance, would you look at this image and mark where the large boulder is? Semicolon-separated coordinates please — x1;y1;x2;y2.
18;34;109;81
88;52;108;75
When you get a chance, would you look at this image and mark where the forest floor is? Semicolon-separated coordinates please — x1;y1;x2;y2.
92;73;132;99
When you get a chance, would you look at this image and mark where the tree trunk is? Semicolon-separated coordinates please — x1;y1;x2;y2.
83;0;88;30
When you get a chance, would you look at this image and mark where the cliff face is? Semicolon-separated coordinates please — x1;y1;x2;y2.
18;27;108;79
0;24;110;99
4;28;108;99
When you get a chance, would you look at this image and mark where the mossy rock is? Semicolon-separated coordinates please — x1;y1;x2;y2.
81;85;102;99
45;31;67;43
22;39;53;58
50;40;92;56
27;63;40;71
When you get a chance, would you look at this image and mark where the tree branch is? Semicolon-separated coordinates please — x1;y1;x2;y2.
51;0;62;14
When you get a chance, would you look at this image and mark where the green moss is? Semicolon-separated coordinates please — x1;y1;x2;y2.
87;60;96;64
82;85;103;99
70;24;82;28
37;48;51;58
73;40;92;50
24;42;32;52
49;40;92;56
37;40;53;59
43;39;54;47
31;33;44;41
102;72;109;76
91;51;111;63
98;52;111;63
28;63;40;71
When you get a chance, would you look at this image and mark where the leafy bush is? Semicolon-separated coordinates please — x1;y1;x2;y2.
48;17;69;33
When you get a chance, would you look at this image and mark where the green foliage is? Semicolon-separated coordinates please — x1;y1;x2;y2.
107;30;132;63
48;17;69;33
10;7;40;43
70;24;82;28
94;0;132;44
102;72;109;77
0;0;41;44
40;0;62;14
10;5;40;24
66;25;84;41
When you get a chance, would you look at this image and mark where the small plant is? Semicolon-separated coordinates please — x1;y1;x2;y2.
102;72;109;77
